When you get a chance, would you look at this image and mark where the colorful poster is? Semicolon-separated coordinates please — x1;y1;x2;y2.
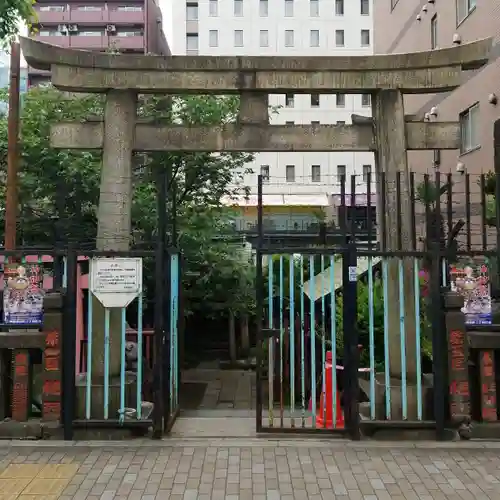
3;264;45;325
450;262;491;325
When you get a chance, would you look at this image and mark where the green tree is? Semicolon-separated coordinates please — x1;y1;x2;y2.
0;0;34;43
0;85;256;380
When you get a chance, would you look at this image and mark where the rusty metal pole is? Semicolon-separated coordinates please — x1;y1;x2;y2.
4;41;21;252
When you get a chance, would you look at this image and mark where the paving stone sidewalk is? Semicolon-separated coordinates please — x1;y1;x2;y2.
0;439;499;499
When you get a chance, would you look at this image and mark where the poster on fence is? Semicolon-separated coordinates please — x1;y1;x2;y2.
3;264;45;325
449;262;491;325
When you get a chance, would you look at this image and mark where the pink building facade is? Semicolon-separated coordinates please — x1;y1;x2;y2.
29;0;170;86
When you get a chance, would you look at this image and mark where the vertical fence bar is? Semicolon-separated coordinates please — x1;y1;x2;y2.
329;256;337;428
300;255;306;427
119;308;126;424
367;172;373;250
398;259;407;420
380;172;391;419
268;255;274;426
309;255;316;428
62;247;77;440
103;308;111;420
414;259;423;420
279;254;284;427
289;256;295;428
255;174;264;432
85;284;93;420
170;253;179;412
480;174;488;251
367;256;375;420
410;172;417;251
136;294;143;418
465;173;472;252
320;254;326;427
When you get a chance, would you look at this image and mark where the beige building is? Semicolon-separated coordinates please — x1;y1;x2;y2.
374;0;500;178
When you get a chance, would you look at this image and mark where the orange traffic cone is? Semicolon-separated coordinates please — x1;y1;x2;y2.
316;351;344;429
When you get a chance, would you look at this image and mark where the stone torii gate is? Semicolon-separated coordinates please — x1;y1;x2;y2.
20;36;491;419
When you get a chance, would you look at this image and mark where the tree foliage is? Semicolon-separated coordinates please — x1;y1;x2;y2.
0;85;256;319
0;0;34;44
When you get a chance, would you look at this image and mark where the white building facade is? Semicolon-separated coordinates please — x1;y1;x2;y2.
161;0;374;201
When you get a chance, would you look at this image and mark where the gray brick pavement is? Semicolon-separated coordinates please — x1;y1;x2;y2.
1;439;500;499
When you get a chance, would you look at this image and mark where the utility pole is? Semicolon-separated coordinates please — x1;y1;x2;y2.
4;41;21;251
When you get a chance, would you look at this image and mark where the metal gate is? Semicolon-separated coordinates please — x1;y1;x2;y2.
255;247;358;437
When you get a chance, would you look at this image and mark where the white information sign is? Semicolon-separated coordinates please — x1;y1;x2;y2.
348;266;357;282
90;257;143;308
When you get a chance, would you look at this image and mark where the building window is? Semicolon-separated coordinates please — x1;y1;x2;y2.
460;103;480;153
76;5;102;10
285;0;294;17
186;3;198;20
39;29;63;36
286;165;296;182
186;34;199;51
260;30;269;47
311;120;320;125
209;30;218;47
79;29;104;36
431;14;438;49
336;93;345;107
234;30;244;47
312;165;321;182
310;30;320;47
361;94;371;107
116;29;143;37
363;165;372;182
310;0;319;16
260;165;270;182
335;0;344;15
260;0;268;16
285;30;294;47
285;121;295;125
361;30;370;47
116;5;143;11
209;0;218;16
361;0;369;15
456;0;476;25
337;165;346;178
39;5;65;11
311;94;320;107
234;0;243;16
335;30;345;47
285;93;294;108
337;121;346;125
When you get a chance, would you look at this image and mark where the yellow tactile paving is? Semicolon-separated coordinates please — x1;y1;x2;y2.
0;466;43;478
0;464;78;499
21;479;68;496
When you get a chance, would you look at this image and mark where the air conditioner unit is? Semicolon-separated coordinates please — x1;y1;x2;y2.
68;24;78;32
106;24;116;33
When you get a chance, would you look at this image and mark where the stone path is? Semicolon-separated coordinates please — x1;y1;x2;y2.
182;366;256;411
1;439;500;499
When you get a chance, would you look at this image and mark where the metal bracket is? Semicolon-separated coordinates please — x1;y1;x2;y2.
262;328;280;340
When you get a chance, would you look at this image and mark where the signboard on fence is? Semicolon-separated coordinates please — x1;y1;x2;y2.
450;262;491;325
90;257;143;308
3;263;45;325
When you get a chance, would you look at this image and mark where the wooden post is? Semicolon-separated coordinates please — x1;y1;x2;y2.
228;311;237;364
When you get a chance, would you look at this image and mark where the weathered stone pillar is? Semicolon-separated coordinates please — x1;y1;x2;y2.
373;90;418;414
94;90;137;379
239;92;268;124
96;89;137;251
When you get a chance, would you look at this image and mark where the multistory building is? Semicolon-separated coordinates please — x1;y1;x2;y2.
161;0;375;231
374;0;500;177
29;0;170;86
